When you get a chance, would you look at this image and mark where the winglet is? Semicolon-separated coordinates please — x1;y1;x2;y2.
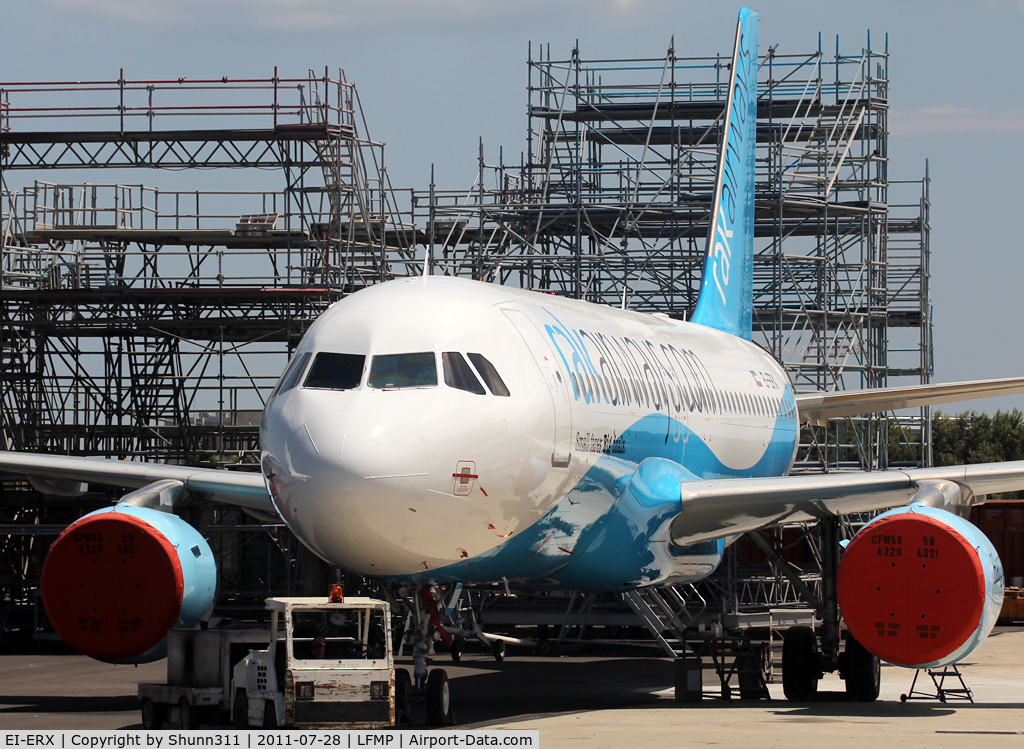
690;7;758;341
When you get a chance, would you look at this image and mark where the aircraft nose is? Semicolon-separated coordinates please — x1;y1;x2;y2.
301;409;429;479
275;409;430;573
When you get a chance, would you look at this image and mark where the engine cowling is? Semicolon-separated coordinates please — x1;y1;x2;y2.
40;504;216;664
837;503;1003;669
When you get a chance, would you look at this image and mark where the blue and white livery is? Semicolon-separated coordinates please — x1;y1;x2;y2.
6;8;1024;694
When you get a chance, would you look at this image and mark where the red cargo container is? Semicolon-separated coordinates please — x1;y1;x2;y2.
970;500;1024;586
736;526;816;566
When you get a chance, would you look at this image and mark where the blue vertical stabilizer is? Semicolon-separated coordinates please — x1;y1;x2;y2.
690;7;758;341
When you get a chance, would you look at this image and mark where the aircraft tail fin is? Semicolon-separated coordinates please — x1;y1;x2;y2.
690;7;759;341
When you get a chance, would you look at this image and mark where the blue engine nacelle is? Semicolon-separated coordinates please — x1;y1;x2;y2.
837;503;1003;669
41;504;217;664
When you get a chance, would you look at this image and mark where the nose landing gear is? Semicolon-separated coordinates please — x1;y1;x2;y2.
393;584;456;726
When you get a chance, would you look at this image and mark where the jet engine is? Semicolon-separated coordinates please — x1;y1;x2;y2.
41;504;216;664
837;503;1003;669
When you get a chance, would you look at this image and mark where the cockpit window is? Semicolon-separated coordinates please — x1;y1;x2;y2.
442;352;486;395
275;351;312;396
303;352;365;390
368;352;437;389
468;353;510;397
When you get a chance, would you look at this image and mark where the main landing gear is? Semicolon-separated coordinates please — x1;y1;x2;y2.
432;583;525;663
779;626;878;702
758;518;880;702
781;625;818;700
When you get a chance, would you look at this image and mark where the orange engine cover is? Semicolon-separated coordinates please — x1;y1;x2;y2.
41;505;216;663
837;505;1003;668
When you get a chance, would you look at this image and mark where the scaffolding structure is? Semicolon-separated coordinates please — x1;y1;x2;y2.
0;70;417;638
416;35;931;474
407;37;932;629
1;70;418;462
1;33;934;645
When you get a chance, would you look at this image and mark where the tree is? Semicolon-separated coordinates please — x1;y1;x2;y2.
932;409;1024;498
932;409;1024;466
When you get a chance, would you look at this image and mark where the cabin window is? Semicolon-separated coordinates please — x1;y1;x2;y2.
368;352;437;389
275;351;312;396
468;353;511;397
442;352;486;395
304;352;365;390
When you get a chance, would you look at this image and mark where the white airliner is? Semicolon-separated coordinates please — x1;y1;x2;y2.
3;7;1024;715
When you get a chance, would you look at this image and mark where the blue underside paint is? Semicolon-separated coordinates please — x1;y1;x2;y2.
390;400;798;591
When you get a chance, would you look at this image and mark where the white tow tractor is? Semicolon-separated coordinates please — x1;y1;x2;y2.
231;588;396;729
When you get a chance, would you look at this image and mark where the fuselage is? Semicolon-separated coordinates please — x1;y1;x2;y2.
260;276;799;590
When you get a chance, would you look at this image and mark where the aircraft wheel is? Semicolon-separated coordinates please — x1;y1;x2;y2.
426;669;454;726
844;637;881;702
450;637;463;663
178;697;197;729
233;691;249;729
141;698;164;730
782;626;819;701
492;639;506;662
395;668;412;724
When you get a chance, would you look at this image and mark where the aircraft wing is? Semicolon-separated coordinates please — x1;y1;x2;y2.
0;450;274;513
669;460;1024;546
795;376;1024;424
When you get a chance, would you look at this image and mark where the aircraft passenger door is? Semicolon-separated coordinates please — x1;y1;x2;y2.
501;308;573;467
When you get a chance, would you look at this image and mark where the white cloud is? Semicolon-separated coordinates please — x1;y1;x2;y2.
40;0;668;32
985;0;1024;14
890;104;1024;136
48;0;179;24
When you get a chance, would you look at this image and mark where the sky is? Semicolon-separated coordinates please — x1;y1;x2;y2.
5;0;1024;413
